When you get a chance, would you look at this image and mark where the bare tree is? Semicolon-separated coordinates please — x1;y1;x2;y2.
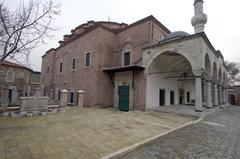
0;0;60;63
225;61;240;85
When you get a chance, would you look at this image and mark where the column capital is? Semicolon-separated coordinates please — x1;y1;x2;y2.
193;69;203;77
203;73;212;81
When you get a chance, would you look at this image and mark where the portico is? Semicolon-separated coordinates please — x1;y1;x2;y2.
143;32;228;112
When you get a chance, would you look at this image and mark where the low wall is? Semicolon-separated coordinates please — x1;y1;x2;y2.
20;96;49;112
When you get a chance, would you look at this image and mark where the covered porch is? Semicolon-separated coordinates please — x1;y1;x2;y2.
143;32;228;112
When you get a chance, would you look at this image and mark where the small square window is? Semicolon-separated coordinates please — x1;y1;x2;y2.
85;52;91;67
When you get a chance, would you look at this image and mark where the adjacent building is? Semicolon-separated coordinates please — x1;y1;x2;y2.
0;61;41;105
41;0;228;112
228;86;240;105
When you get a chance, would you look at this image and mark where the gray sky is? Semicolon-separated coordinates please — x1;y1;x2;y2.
6;0;240;71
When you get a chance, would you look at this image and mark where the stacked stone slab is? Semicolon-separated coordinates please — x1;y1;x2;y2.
20;96;49;115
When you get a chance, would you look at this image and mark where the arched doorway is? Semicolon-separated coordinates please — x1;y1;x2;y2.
230;94;236;105
146;51;194;108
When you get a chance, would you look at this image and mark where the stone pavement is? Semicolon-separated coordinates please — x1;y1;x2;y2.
0;107;194;159
149;105;220;118
118;106;240;159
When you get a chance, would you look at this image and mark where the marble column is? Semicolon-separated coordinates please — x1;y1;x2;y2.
195;77;203;112
218;86;222;105
206;81;212;108
224;87;227;104
226;88;229;104
222;88;226;104
213;83;218;106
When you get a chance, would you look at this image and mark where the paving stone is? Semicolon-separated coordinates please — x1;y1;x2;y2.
0;107;194;159
118;106;240;159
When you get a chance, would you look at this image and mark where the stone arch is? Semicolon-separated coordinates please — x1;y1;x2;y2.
223;71;227;85
204;53;211;77
212;62;217;81
120;41;134;52
223;71;226;83
146;49;200;75
146;51;194;108
120;41;134;66
148;51;193;74
218;67;222;83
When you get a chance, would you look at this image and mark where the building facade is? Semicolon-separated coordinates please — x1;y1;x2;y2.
228;86;240;105
41;0;228;112
0;61;41;105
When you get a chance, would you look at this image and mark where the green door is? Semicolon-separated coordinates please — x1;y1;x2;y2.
118;86;129;111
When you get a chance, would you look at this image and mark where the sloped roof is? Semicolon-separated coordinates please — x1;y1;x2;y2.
43;15;171;57
1;60;32;71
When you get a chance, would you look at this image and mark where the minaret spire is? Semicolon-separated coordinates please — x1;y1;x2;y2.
191;0;208;33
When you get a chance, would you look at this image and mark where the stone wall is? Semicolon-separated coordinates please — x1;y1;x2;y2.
41;16;169;110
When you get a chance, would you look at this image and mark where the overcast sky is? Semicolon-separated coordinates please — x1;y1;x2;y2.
6;0;240;71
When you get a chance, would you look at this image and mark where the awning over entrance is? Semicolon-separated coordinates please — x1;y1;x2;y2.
102;65;145;88
102;65;145;73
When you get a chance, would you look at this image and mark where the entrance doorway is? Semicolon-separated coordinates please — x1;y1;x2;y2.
159;89;165;106
187;91;190;103
170;91;174;105
179;88;184;104
70;92;74;103
8;89;12;103
230;94;235;105
118;86;129;111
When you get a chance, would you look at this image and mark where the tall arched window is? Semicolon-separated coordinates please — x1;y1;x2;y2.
121;42;133;66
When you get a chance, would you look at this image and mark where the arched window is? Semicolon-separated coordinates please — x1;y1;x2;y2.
121;42;133;66
123;51;131;66
6;70;14;82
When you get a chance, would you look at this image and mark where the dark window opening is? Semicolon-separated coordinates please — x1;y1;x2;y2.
47;66;50;73
8;89;12;102
58;90;61;100
70;92;74;103
85;52;91;66
170;91;174;105
187;91;190;103
59;62;63;72
124;52;130;66
159;89;165;106
72;58;76;69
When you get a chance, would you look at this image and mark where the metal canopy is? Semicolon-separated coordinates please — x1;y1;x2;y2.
102;65;145;73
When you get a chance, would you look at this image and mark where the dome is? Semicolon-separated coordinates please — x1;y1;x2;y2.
163;31;190;41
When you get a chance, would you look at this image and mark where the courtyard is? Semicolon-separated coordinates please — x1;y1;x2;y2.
0;107;195;159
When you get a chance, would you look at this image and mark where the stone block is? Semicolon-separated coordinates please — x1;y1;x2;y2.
2;111;9;116
33;110;41;115
41;112;47;116
59;107;67;112
20;111;27;116
10;112;22;118
20;96;49;114
26;112;33;117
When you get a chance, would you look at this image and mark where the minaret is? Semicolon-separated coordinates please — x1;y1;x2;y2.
191;0;207;33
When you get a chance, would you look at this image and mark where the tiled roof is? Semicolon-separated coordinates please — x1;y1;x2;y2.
1;60;32;71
